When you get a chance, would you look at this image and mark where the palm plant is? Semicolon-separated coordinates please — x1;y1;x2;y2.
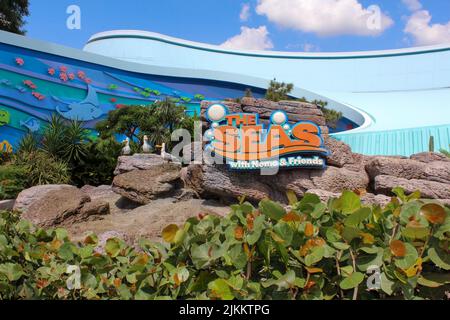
41;114;67;158
63;120;88;165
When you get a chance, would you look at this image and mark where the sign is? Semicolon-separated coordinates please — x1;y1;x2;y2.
205;104;329;170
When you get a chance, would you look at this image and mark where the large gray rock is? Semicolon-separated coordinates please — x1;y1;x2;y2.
374;175;450;199
183;164;369;204
410;152;450;163
67;198;230;243
323;137;354;168
13;185;110;227
366;157;450;184
114;154;166;175
276;166;369;196
182;164;274;203
112;163;182;204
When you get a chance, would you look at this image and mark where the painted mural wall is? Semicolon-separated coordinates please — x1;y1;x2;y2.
0;41;268;152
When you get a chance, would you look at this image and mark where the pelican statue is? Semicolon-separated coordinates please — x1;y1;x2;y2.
122;138;131;155
142;135;151;153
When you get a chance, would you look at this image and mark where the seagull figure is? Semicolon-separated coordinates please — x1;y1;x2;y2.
122;138;131;155
142;135;152;153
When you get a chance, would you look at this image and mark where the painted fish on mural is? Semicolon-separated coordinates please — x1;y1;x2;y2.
0;140;13;153
20;117;40;132
0;79;12;86
53;85;103;121
0;110;10;126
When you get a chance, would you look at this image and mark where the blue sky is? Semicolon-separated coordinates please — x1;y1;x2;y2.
25;0;450;52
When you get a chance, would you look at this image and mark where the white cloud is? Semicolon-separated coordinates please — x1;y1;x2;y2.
220;26;274;51
402;0;422;12
404;10;450;46
240;3;251;22
255;0;394;36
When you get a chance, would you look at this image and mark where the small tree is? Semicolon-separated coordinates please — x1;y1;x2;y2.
0;0;29;35
265;79;294;102
96;99;195;151
312;99;343;129
95;105;153;142
244;88;253;98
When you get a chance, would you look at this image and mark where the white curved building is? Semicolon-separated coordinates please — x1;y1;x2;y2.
85;30;450;156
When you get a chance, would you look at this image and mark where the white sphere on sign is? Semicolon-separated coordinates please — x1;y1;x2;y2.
205;129;215;140
271;111;287;125
283;124;291;130
207;104;227;122
212;122;219;128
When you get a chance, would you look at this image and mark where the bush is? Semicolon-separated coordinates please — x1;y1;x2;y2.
265;79;294;102
0;165;27;200
71;137;122;187
13;151;70;186
0;189;448;300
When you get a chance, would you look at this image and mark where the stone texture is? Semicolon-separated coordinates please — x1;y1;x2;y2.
183;164;274;203
14;185;90;227
365;157;450;184
183;164;369;204
13;184;70;213
112;163;182;204
81;185;139;215
67;198;230;243
276;166;369;197
13;185;112;227
306;189;392;207
114;153;166;175
374;175;450;200
0;199;15;211
410;152;450;163
200;98;329;135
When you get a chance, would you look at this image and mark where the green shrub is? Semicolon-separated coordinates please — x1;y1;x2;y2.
0;165;27;200
440;145;450;158
71;137;121;187
13;151;70;186
0;189;448;300
265;79;294;102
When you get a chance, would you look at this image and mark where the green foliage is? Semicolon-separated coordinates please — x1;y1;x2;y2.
13;151;70;186
440;145;450;158
0;0;29;35
0;165;27;200
265;79;294;102
39;114;89;167
97;100;195;151
12;115;115;187
194;94;205;101
311;100;343;129
1;189;448;300
70;137;122;187
16;132;38;154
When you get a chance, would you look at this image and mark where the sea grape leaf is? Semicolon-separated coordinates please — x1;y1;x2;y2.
340;272;364;290
394;243;418;269
339;191;361;214
259;199;286;221
344;208;371;227
208;279;234;300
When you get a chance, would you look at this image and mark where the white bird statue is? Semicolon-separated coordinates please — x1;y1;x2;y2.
122;137;131;155
160;142;177;162
142;135;151;153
